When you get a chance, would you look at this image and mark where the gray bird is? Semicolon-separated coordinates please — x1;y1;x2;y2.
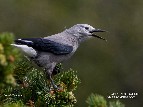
11;24;106;89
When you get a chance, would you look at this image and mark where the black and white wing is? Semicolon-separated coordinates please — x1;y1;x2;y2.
14;38;73;55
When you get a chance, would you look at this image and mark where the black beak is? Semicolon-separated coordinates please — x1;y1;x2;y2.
89;29;106;33
89;29;107;41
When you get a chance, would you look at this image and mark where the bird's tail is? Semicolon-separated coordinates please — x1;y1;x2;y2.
11;44;37;57
11;44;19;47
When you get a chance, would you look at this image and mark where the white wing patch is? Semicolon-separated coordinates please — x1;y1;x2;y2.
18;39;33;43
11;44;37;57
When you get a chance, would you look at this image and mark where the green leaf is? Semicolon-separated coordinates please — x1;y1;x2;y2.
86;93;107;107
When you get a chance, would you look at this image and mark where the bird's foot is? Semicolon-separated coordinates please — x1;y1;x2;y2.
49;78;63;91
52;84;59;90
50;85;63;92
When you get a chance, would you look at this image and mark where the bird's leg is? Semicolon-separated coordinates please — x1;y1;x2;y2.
49;74;58;89
45;68;58;90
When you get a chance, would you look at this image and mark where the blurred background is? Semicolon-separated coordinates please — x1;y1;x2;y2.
0;0;143;106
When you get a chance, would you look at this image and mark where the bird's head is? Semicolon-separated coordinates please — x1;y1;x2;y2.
65;24;107;42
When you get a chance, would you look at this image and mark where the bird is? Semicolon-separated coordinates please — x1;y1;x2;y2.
11;24;106;89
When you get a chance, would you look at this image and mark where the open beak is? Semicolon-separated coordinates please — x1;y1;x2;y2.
89;29;107;41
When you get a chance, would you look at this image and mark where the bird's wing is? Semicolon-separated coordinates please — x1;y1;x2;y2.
15;38;73;55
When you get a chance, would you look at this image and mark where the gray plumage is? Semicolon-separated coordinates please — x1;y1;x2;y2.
11;24;106;89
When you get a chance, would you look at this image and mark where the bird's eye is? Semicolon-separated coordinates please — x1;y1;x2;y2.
85;27;89;30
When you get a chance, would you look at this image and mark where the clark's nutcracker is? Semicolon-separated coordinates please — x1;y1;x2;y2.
11;24;106;89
